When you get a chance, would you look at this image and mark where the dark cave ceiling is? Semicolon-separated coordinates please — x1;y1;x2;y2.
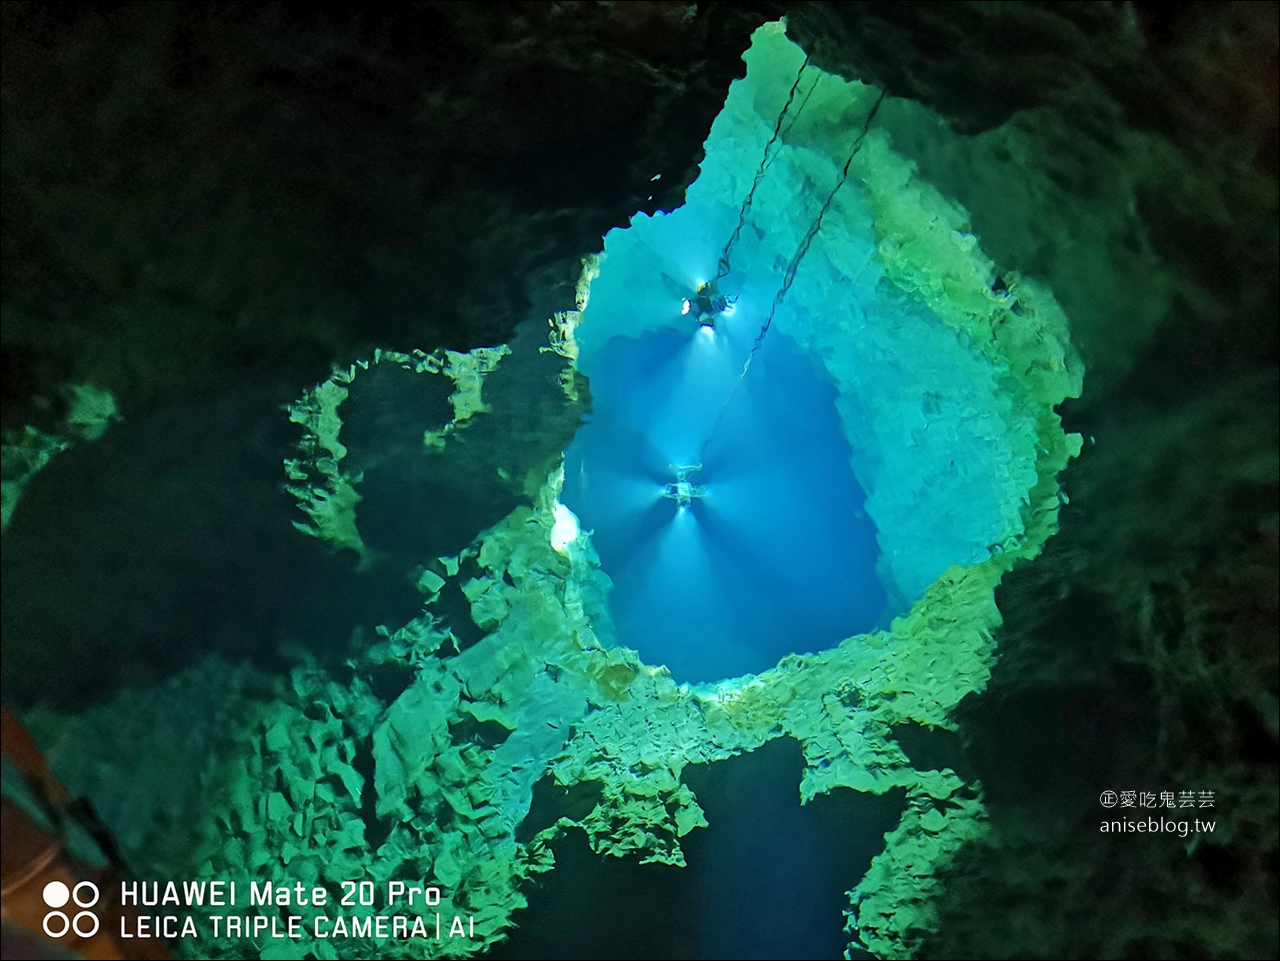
1;3;1275;959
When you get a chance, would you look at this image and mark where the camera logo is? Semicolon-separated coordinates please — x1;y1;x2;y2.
42;880;101;939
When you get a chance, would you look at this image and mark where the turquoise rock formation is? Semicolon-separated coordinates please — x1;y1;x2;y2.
15;19;1085;961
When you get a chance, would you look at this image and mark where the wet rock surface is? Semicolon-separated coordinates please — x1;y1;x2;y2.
2;3;1275;958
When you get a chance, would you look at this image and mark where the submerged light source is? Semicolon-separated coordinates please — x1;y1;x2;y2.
550;501;580;552
661;463;709;508
687;281;734;329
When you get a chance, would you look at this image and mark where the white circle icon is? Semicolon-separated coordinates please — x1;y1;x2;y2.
43;911;71;938
42;880;70;908
73;911;101;937
42;880;100;939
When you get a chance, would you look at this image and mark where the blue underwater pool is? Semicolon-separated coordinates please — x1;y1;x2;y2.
561;313;886;682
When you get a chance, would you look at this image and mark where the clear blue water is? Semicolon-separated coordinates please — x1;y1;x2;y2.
561;314;886;681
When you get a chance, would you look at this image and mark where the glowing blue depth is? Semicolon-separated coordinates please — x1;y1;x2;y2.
562;311;884;682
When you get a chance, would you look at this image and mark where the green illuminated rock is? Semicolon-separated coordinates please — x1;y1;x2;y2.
1;383;119;531
19;20;1085;961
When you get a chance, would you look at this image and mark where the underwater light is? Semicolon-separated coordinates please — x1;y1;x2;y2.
686;281;735;330
661;464;709;508
550;501;580;553
681;298;692;315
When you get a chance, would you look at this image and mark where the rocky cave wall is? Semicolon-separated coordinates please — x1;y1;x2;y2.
1;3;1276;960
784;3;1278;957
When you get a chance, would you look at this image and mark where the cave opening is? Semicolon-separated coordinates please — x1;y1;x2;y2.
559;23;1030;684
560;300;886;683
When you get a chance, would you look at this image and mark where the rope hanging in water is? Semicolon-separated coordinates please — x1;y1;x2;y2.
715;55;811;281
698;88;888;464
740;88;887;377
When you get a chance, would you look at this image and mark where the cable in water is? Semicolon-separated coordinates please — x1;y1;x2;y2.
699;89;888;462
714;55;811;281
